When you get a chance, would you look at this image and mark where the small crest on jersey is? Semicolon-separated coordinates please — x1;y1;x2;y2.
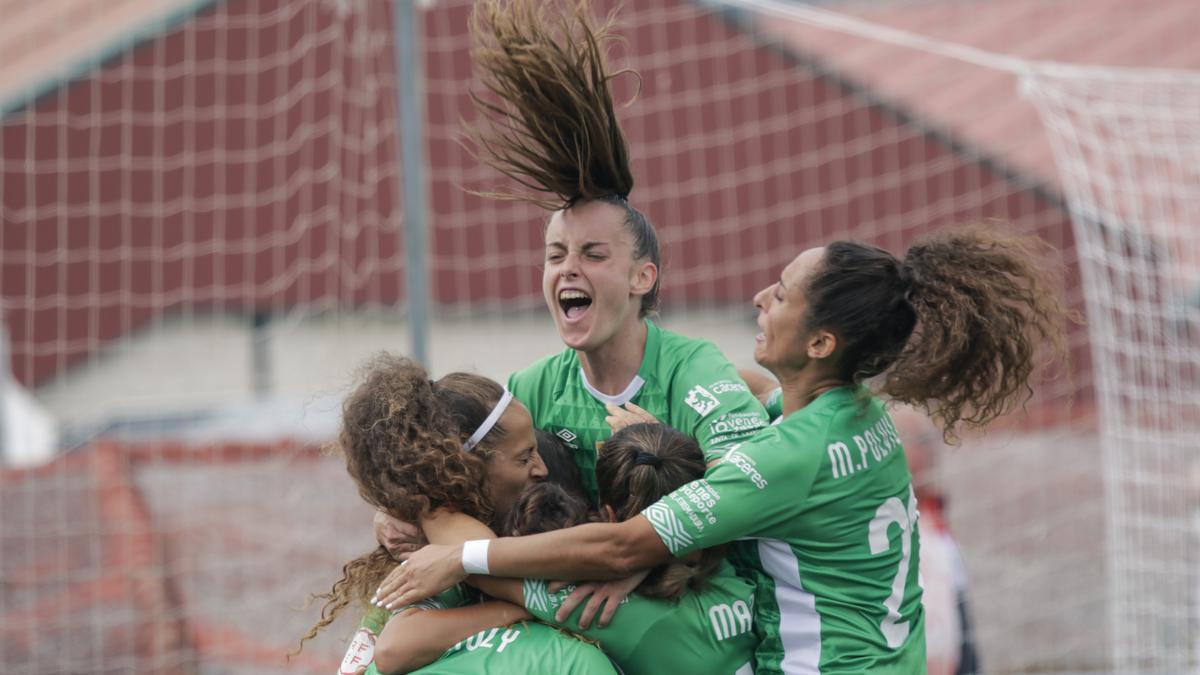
685;385;720;417
555;428;578;446
339;626;377;674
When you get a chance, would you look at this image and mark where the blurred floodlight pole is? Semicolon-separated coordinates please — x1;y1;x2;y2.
394;0;432;365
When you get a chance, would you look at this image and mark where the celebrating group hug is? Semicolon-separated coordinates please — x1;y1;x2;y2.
297;1;1068;673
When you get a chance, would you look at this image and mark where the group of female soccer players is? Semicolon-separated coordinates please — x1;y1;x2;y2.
301;0;1069;672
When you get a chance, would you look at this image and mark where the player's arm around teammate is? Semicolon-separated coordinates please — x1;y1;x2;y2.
380;227;1070;673
300;355;549;672
385;424;757;675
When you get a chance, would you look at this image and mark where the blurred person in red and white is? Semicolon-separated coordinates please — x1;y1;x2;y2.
892;405;980;675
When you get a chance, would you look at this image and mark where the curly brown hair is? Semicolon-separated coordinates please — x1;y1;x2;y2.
294;546;393;655
340;354;507;527
298;354;515;648
466;0;661;317
803;224;1072;439
597;423;727;600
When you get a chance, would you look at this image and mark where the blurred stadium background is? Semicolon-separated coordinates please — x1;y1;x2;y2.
1;0;1196;672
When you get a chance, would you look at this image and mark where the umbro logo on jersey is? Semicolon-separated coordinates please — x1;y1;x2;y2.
685;385;720;417
555;429;578;445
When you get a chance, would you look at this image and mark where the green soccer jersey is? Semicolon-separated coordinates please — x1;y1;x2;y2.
344;586;478;675
350;584;617;675
411;622;617;675
509;319;770;503
643;387;926;674
521;560;757;675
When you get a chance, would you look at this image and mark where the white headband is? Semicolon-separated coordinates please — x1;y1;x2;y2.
463;389;514;452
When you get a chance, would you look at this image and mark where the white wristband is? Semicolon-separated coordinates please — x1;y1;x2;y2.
462;539;491;575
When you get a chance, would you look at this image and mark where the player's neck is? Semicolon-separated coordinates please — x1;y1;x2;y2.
777;367;846;417
577;317;648;396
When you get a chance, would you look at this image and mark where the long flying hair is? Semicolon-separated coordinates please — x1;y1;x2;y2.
801;225;1073;439
466;0;636;208
466;0;662;316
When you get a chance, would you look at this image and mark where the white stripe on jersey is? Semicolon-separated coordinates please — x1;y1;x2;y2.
759;539;821;674
579;368;646;406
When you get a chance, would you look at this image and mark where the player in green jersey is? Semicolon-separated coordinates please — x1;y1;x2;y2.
465;0;769;504
352;585;617;675
379;227;1069;673
302;355;548;671
514;426;758;675
399;424;758;674
511;318;771;503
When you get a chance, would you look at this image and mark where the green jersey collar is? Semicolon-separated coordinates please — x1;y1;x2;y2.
562;319;662;406
778;384;865;422
580;370;646;406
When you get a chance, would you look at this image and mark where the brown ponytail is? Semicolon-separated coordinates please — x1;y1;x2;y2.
597;423;727;600
884;226;1070;434
802;225;1071;439
466;0;634;207
466;0;662;317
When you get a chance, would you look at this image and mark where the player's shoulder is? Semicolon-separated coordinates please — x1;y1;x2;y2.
419;583;478;611
716;403;837;475
653;324;747;397
654;322;727;365
782;386;869;435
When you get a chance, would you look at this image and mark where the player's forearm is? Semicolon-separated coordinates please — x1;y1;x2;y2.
373;602;529;674
419;509;646;579
488;517;669;580
419;510;530;606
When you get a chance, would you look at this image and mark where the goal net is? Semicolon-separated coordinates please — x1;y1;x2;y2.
1;0;1192;672
1023;65;1200;673
1;1;399;673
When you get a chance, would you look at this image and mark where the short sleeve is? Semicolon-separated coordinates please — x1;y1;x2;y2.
398;584;477;614
668;342;770;462
642;426;821;557
523;578;660;637
523;578;671;666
